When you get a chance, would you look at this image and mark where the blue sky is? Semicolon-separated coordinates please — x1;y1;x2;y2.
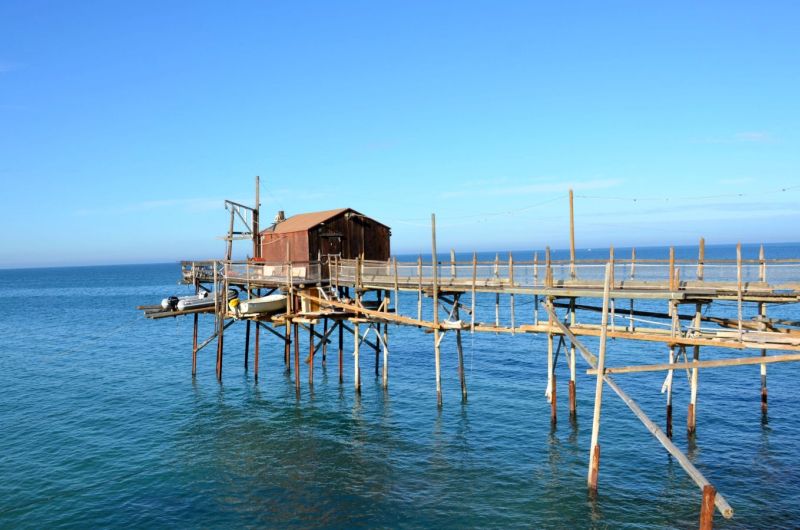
1;1;798;267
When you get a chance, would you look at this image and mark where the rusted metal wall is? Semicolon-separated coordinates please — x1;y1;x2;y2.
260;231;309;263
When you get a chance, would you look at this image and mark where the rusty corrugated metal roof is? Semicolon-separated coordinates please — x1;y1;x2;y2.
262;208;349;234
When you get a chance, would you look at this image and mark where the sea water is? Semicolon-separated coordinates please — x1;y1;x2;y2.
1;244;799;528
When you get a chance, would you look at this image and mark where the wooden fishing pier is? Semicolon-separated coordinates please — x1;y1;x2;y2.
140;178;800;528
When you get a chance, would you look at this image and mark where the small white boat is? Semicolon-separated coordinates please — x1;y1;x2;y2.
240;294;287;315
177;290;235;311
162;291;209;310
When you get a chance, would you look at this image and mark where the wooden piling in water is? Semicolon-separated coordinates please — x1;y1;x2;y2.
700;484;717;529
244;320;251;371
688;303;701;434
294;322;300;394
382;322;389;389
455;298;467;402
432;214;442;406
569;297;577;417
509;253;515;334
309;323;315;386
354;321;361;394
338;321;344;384
759;245;768;413
254;318;260;382
192;312;198;377
322;318;327;365
588;263;612;491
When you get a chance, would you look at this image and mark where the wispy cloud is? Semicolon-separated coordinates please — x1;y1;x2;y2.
735;131;772;143
0;61;20;73
75;197;224;216
441;177;623;199
694;131;774;144
717;177;755;186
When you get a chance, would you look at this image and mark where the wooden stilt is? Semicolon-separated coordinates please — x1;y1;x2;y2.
382;322;389;389
322;318;328;365
244;320;250;371
354;321;361;394
432;214;442;406
665;300;678;439
338;321;344;384
494;253;500;327
455;300;467;402
374;293;381;376
688;303;701;434
216;311;225;381
569;188;576;279
546;299;554;404
551;370;557;425
254;318;260;382
471;252;477;332
759;245;768;413
700;484;716;529
308;323;314;385
569;297;577;417
293;322;300;394
588;263;612;491
284;321;291;373
192;312;198;377
417;256;423;322
509;253;515;334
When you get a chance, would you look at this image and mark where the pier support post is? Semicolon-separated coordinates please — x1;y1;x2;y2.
322;318;328;365
338;321;344;384
454;301;467;402
665;301;678;439
546;300;554;405
293;322;300;395
192;313;198;377
285;322;291;371
700;484;717;529
308;324;314;386
354;321;361;394
431;213;442;406
569;298;577;417
759;302;768;413
254;319;260;382
688;303;701;434
244;320;250;371
588;263;612;491
216;315;225;381
382;322;389;389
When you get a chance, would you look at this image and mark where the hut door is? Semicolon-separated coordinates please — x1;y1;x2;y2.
319;233;342;259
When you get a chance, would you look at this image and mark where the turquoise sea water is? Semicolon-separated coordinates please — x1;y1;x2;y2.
2;244;800;528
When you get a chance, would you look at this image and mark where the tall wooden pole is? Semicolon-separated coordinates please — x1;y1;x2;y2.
253;175;260;258
455;297;467;402
759;245;768;412
254;319;260;382
192;313;198;377
382;322;389;389
354;321;361;394
338;321;344;384
688;303;701;434
308;324;315;386
569;297;577;417
569;188;576;279
244;320;251;371
432;214;442;406
293;322;300;396
588;262;612;491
